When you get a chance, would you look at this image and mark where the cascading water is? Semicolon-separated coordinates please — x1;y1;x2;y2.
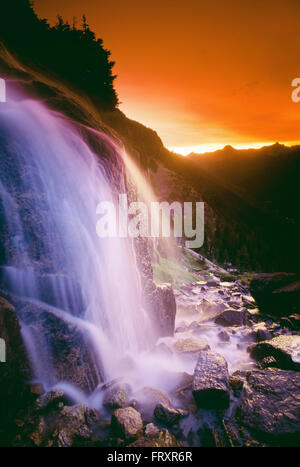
0;92;155;394
0;87;254;426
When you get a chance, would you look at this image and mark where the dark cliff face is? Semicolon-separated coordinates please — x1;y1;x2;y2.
0;296;31;445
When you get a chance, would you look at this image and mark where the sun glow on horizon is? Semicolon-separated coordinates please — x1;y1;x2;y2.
168;141;300;156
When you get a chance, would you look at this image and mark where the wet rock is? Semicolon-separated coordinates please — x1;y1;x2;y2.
154;342;173;356
28;416;47;447
171;373;194;407
103;383;127;409
156;284;177;336
28;403;92;447
173;338;210;358
85;408;101;427
198;299;227;322
188;321;201;331
250;273;300;317
259;355;278;369
128;428;181;447
111;407;143;440
215;308;246;327
7;293;101;392
206;279;219;287
237;369;300;445
28;383;45;397
142;278;176;338
242;295;256;309
192;350;230;409
242;323;272;343
248;335;300;371
52;404;92;447
227;300;241;309
229;374;244;396
220;282;234;288
280;314;300;331
177;302;198;315
154;403;188;426
134;386;170;421
200;422;230;447
218;330;230;342
144;423;160;437
34;389;65;411
253;325;272;342
196;281;207;286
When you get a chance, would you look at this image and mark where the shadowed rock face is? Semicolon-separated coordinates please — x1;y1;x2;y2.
0;290;102;392
0;296;31;445
134;236;176;338
250;273;300;317
192;350;230;409
248;335;300;371
237;369;300;446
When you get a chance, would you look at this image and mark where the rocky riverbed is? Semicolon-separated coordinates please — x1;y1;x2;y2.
2;262;299;447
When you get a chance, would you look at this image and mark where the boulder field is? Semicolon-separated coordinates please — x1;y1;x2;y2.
1;265;300;447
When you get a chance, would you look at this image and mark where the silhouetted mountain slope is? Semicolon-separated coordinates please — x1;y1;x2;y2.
189;143;300;225
0;0;117;109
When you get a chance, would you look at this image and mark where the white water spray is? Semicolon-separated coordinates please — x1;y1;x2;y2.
0;94;154;390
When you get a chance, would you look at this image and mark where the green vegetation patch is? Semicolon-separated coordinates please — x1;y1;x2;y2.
153;248;206;288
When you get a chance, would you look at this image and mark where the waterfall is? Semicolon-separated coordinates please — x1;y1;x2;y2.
0;93;154;392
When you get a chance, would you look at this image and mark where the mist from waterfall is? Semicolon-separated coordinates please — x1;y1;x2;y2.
0;92;155;392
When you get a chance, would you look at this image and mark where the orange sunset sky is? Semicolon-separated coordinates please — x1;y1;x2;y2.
34;0;300;154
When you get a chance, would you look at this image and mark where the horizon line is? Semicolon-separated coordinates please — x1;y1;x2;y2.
168;141;300;156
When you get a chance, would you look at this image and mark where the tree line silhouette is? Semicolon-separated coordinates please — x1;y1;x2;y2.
0;0;118;109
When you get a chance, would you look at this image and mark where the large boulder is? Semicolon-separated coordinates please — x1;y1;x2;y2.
248;335;300;371
111;407;143;440
215;308;247;327
173;338;210;358
237;369;300;445
250;273;300;317
0;289;102;392
103;383;128;409
192;350;230;409
14;294;101;391
153;284;177;337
